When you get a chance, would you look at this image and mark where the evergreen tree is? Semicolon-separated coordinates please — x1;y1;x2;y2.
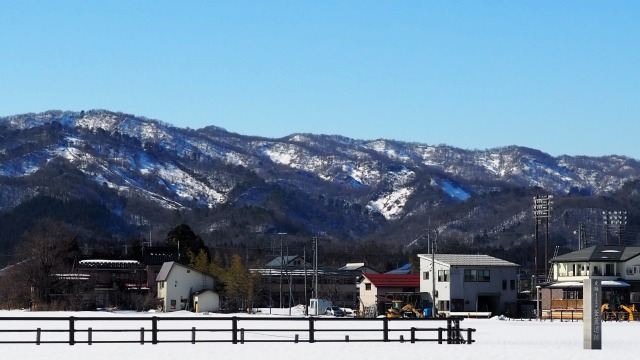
165;223;208;265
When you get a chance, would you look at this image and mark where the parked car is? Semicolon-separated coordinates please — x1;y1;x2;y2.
325;306;345;317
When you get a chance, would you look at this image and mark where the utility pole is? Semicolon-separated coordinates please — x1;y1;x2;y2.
303;245;308;315
313;236;319;315
576;223;587;250
279;233;284;308
431;230;437;318
287;244;292;315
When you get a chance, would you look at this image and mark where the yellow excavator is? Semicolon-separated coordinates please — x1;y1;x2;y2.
619;304;637;321
386;300;424;319
601;303;638;321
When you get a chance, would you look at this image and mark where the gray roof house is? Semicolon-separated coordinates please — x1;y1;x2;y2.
265;255;309;269
419;254;519;316
541;246;640;316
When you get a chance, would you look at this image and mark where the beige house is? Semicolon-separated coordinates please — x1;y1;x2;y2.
156;262;218;313
358;274;421;316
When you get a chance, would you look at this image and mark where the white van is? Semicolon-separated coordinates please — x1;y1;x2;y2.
309;298;333;316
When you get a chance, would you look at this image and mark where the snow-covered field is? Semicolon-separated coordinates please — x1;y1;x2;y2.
0;308;636;360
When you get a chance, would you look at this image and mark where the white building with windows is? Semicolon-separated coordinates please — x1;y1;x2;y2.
543;246;640;312
419;254;519;316
156;262;218;313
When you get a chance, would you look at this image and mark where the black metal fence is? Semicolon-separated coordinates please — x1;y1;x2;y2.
0;316;476;345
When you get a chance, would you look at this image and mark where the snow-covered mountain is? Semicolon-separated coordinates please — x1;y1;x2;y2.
1;110;639;251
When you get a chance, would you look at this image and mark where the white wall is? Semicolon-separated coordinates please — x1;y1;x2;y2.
420;256;518;314
194;291;219;313
359;280;378;308
161;264;214;312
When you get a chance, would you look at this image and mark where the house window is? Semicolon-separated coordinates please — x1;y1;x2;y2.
478;270;490;282
631;292;640;303
423;271;429;280
437;270;449;282
563;290;582;300
438;300;450;311
170;299;176;309
502;280;507;290
464;269;477;282
510;279;515;290
365;283;372;291
605;264;614;276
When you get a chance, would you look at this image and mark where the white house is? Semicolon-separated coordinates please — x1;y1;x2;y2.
156;262;218;313
419;254;519;316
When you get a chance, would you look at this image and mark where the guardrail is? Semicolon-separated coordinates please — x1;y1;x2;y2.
0;316;476;345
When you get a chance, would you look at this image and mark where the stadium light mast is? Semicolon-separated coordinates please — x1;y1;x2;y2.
533;195;553;285
603;210;627;245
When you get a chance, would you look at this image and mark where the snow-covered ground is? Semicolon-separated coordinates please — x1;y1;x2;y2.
0;308;636;360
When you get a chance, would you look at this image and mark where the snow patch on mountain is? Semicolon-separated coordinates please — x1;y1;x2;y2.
367;167;416;219
441;180;471;201
367;186;414;220
366;140;412;161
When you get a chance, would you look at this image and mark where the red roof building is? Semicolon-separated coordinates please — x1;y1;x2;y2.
361;274;420;288
359;273;421;316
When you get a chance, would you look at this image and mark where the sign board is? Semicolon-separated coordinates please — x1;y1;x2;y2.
583;279;602;350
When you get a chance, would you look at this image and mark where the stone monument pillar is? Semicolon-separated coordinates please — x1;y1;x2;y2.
583;278;602;350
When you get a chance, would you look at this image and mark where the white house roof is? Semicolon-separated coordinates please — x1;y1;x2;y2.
547;280;630;288
339;263;366;271
155;261;175;282
155;261;212;282
419;254;519;267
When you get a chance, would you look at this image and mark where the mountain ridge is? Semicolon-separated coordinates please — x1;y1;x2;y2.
1;110;639;266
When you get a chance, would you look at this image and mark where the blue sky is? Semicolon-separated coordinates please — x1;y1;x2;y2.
1;1;638;158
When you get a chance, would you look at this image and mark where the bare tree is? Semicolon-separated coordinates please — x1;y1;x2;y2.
9;219;80;310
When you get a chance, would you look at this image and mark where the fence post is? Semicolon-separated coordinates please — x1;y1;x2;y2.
232;317;238;344
88;327;93;345
446;319;452;344
383;318;389;342
467;328;474;344
36;328;41;345
69;316;75;346
241;328;245;344
438;328;443;344
192;327;196;344
410;327;416;343
309;318;315;343
152;316;158;345
141;327;145;345
295;334;299;343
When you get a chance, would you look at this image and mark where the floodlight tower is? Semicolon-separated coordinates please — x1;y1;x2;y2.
603;210;627;245
533;195;553;284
